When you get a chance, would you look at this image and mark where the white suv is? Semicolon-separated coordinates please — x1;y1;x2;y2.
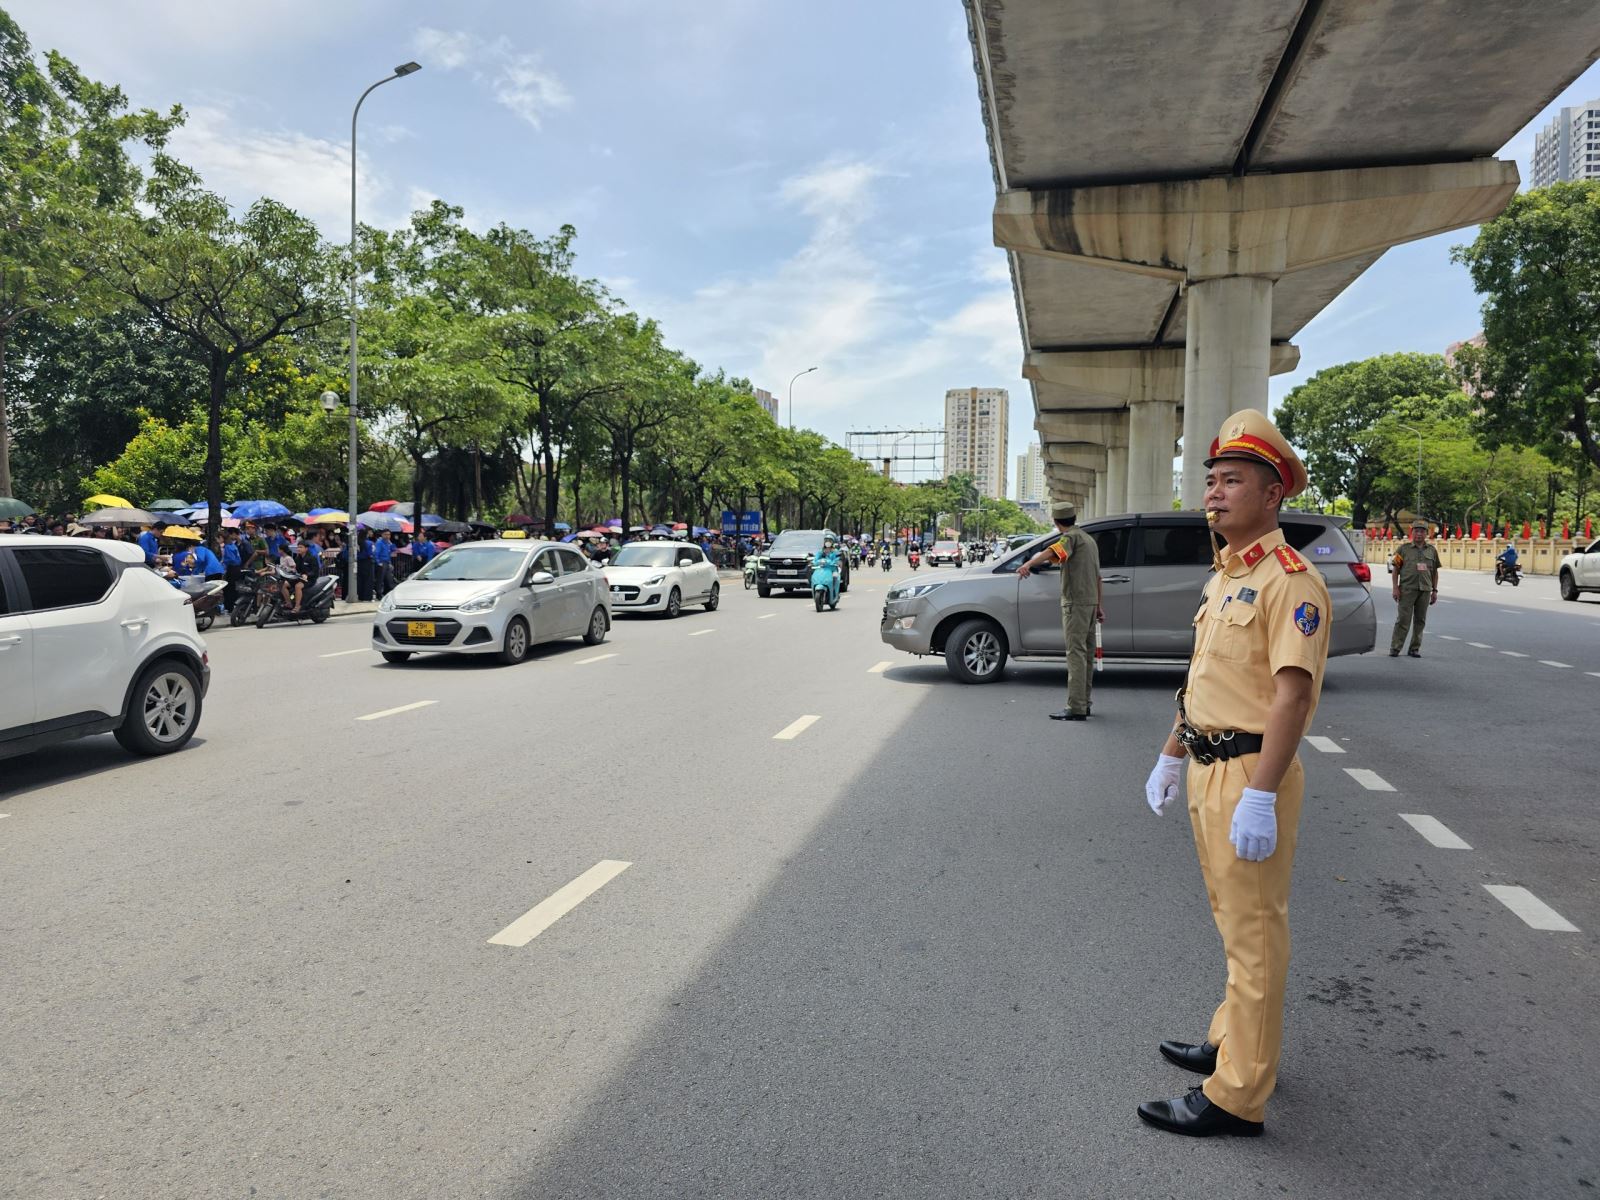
0;535;210;760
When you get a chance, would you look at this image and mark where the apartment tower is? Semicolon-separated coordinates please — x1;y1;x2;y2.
943;387;1009;499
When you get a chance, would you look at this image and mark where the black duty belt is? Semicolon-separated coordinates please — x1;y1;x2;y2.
1175;726;1265;765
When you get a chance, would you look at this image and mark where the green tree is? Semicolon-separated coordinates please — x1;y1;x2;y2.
1273;352;1464;526
1452;182;1600;471
105;178;339;533
0;9;182;496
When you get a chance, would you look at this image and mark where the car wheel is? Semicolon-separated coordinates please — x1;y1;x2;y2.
705;583;720;612
757;581;771;597
1560;570;1578;601
499;617;530;665
665;587;682;619
944;618;1008;684
195;610;214;632
114;659;202;756
382;650;412;663
583;606;608;645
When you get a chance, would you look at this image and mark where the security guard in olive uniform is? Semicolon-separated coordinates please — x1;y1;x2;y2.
1389;520;1440;657
1018;501;1102;720
1138;409;1332;1138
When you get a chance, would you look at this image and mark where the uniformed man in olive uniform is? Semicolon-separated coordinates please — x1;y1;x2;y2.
1018;501;1102;720
1389;520;1440;657
1137;409;1332;1138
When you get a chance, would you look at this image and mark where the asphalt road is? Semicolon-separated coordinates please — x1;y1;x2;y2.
2;561;1595;1199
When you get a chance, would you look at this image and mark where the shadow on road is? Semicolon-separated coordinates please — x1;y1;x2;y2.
2;736;209;800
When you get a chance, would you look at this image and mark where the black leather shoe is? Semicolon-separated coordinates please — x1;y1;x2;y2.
1049;709;1071;720
1158;1039;1217;1075
1137;1086;1263;1138
1407;649;1421;657
1389;649;1400;657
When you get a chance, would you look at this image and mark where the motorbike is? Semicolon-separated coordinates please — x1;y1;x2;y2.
180;577;227;631
255;573;337;627
908;550;921;571
744;554;766;590
230;570;264;626
810;555;841;612
880;551;891;573
1494;559;1522;587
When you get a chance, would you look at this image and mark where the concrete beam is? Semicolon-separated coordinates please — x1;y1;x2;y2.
994;159;1518;281
1041;444;1108;473
1033;410;1129;447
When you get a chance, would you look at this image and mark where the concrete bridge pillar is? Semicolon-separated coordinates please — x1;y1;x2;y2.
1181;275;1273;508
1104;444;1128;516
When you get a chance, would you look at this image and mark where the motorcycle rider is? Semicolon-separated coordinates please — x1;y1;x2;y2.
814;536;843;607
1495;540;1520;582
275;543;307;613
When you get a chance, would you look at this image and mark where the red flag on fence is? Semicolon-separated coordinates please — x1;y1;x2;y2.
1471;522;1482;539
1522;521;1533;539
1563;523;1570;539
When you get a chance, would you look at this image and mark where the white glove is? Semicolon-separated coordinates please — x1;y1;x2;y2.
1230;788;1278;861
1145;754;1184;815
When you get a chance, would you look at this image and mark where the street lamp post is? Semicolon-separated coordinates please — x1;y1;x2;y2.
787;366;817;430
346;61;421;605
1396;422;1423;520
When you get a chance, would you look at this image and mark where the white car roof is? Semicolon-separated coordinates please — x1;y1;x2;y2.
0;533;145;564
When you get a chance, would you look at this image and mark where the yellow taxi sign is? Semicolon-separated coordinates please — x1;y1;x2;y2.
499;529;528;539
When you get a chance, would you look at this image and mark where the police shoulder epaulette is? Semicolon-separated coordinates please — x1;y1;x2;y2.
1274;545;1307;574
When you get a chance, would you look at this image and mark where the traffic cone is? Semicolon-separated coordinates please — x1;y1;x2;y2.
1094;618;1103;673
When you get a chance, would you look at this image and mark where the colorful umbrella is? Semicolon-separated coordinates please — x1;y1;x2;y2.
0;497;35;519
307;506;342;517
306;511;350;525
356;510;407;532
368;499;400;512
84;493;133;509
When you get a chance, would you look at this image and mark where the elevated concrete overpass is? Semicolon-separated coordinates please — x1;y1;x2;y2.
965;0;1600;513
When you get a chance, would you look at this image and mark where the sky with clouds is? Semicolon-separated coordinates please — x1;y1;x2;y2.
9;1;1600;499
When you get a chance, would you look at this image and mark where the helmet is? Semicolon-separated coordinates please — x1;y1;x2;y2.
824;536;835;548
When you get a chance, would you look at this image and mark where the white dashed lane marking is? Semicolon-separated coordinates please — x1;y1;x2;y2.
1539;660;1572;669
320;648;369;658
1344;768;1395;792
1500;651;1528;658
773;715;820;741
356;700;436;722
757;614;777;620
1483;885;1580;933
868;661;892;674
576;653;616;664
1467;642;1493;649
1588;672;1600;679
1499;609;1519;615
1398;813;1472;850
689;629;715;637
1304;736;1344;754
488;860;633;948
1438;635;1460;641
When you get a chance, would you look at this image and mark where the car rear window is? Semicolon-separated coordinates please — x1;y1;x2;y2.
13;546;114;610
1281;519;1352;560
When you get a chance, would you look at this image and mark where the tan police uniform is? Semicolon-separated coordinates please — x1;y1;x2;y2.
1045;506;1100;716
1180;409;1331;1124
1389;525;1440;655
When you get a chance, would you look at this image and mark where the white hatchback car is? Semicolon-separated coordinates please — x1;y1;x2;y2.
1558;538;1600;601
602;541;720;617
373;540;610;664
0;534;210;760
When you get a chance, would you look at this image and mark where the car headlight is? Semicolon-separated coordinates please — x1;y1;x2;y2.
888;580;946;602
457;592;499;614
643;574;665;586
378;593;397;613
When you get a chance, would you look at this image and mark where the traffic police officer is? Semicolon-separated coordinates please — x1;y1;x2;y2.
1138;409;1332;1137
1017;501;1102;720
1389;520;1440;657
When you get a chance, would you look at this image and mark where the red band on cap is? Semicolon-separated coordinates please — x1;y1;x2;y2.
1208;433;1289;488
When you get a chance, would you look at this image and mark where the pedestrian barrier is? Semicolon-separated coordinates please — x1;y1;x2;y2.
1363;534;1582;576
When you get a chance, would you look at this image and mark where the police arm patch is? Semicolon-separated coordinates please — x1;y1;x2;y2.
1294;601;1321;636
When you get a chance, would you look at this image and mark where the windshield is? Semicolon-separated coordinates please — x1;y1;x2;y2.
768;532;823;555
414;546;527;581
610;545;681;568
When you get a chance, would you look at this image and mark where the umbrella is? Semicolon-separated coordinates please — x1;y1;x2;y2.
560;533;578;542
157;511;196;526
231;500;291;521
306;511;350;526
368;499;400;512
430;518;471;534
307;506;342;517
148;498;192;511
389;501;416;516
553;521;571;532
84;493;133;509
671;522;688;530
506;513;535;526
606;519;623;528
574;530;605;540
80;506;158;526
292;512;310;523
418;513;446;528
0;497;36;519
356;510;407;533
161;526;201;542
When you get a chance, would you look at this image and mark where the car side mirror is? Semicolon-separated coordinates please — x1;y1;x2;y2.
527;570;556;586
677;557;694;567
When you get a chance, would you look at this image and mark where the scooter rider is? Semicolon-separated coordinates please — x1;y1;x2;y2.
1495;541;1520;581
815;536;843;607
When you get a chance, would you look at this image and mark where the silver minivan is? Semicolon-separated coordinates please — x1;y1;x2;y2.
880;511;1376;683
